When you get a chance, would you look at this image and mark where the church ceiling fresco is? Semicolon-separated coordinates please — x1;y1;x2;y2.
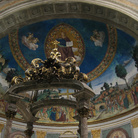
0;18;137;125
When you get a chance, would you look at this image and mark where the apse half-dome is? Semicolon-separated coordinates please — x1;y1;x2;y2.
0;18;137;126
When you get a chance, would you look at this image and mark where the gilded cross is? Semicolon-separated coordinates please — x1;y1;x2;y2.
51;40;60;48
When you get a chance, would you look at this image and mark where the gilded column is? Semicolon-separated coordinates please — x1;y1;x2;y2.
36;131;46;138
91;129;101;138
0;124;4;138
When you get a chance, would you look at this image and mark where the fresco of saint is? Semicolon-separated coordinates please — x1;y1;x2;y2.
56;32;74;61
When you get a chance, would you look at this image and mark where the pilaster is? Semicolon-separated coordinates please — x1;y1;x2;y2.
36;131;46;138
131;118;138;138
131;118;138;128
0;124;4;133
91;129;101;138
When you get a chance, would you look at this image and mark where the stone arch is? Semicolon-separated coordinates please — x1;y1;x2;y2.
0;1;137;39
10;131;26;138
59;130;77;138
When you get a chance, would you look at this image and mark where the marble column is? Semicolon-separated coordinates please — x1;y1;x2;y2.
78;117;81;136
73;89;94;138
36;131;46;138
131;118;138;138
4;110;16;138
78;108;89;138
0;124;4;138
91;129;101;138
24;122;34;138
73;115;81;136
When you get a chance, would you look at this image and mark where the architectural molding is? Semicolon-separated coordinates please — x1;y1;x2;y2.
0;0;137;15
59;131;77;138
0;1;137;39
0;112;137;132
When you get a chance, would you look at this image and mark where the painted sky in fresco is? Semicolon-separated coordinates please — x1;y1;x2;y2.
91;30;137;94
18;19;108;73
0;18;137;94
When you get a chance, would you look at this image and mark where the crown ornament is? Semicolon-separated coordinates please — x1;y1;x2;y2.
11;43;88;85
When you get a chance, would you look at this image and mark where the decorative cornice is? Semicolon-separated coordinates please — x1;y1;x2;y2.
91;129;101;138
36;131;46;138
0;1;137;40
131;118;138;128
0;0;137;14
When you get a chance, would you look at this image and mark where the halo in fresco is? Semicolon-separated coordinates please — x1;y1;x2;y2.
44;23;85;66
9;31;31;71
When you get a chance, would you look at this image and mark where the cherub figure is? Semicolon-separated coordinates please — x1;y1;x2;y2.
90;30;105;47
22;33;39;50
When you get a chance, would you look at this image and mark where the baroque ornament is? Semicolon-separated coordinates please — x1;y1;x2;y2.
36;131;46;138
91;129;101;138
11;41;88;85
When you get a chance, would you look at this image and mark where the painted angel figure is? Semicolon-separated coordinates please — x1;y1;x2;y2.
90;30;105;47
22;33;39;50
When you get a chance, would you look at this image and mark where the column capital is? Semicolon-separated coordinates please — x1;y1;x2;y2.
36;131;46;138
0;124;4;133
131;118;138;128
5;110;16;119
78;107;89;117
91;129;101;138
